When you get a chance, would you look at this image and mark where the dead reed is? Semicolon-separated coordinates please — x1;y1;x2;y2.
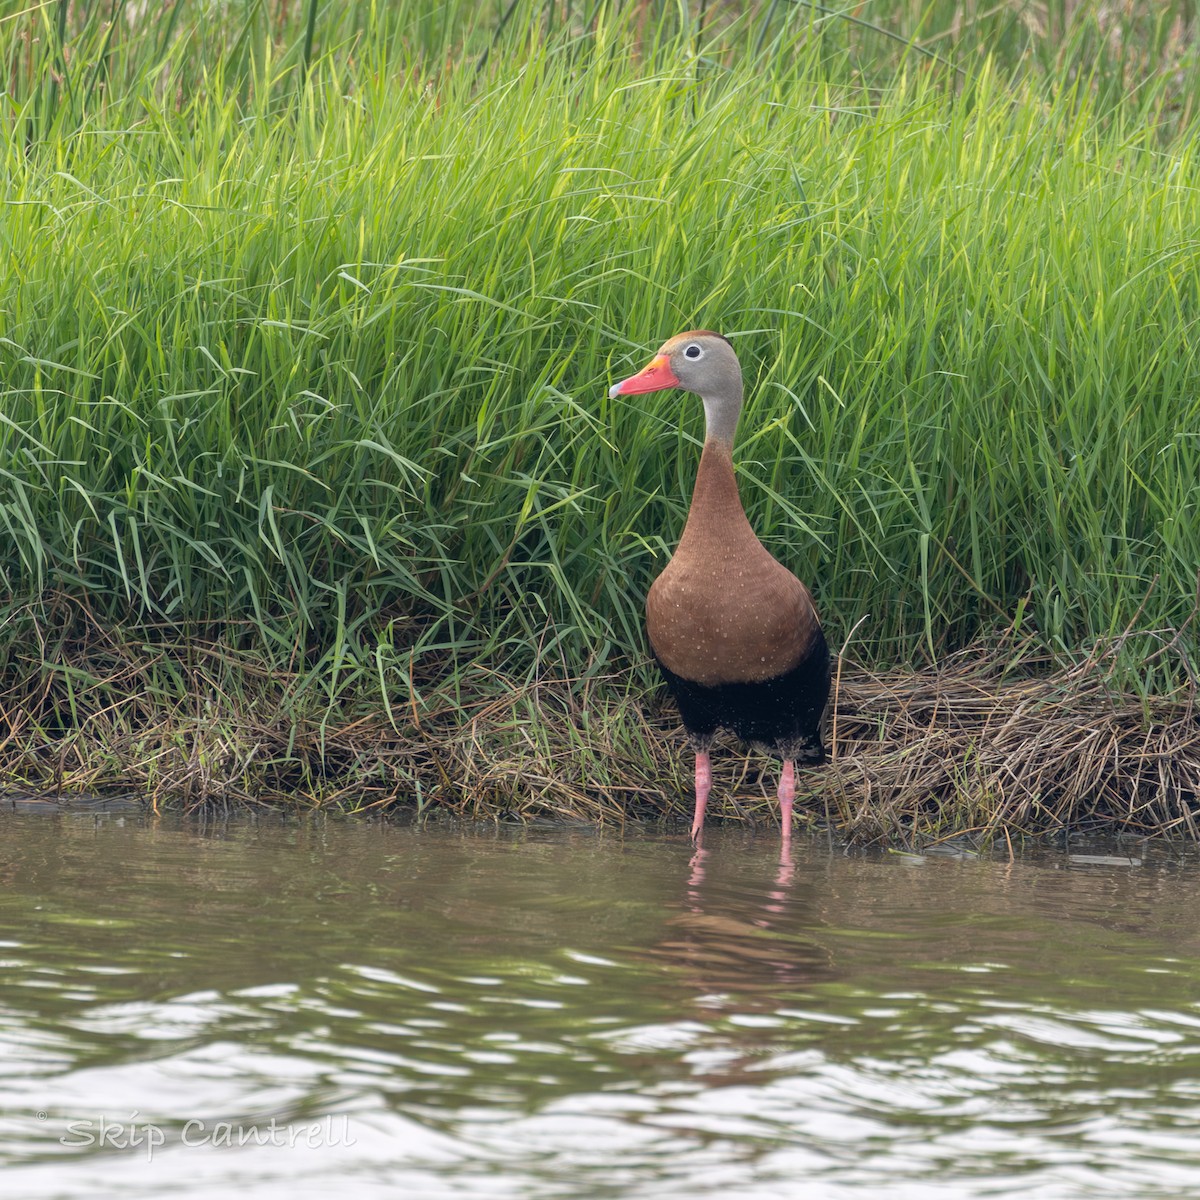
2;604;1196;845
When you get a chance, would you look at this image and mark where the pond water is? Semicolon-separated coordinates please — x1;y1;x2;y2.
2;811;1199;1198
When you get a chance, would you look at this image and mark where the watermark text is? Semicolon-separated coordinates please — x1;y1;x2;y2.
52;1112;356;1162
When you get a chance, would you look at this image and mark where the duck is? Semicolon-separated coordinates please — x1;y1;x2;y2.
609;331;830;842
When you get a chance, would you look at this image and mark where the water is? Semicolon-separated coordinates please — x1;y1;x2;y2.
2;812;1200;1198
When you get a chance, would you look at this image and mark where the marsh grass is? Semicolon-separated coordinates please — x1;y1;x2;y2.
3;602;1197;845
2;2;1200;835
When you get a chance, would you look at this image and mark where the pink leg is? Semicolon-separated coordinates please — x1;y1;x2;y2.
690;750;712;841
778;759;795;842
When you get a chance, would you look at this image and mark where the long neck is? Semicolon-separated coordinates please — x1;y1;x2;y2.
699;369;743;448
676;439;756;552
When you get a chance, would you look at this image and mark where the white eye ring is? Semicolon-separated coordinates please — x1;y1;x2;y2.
683;344;702;360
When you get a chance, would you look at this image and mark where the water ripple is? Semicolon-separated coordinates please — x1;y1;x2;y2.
2;819;1200;1197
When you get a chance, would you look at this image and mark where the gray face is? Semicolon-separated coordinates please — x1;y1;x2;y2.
662;333;743;398
609;330;746;444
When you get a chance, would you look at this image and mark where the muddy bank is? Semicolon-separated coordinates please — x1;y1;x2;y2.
2;609;1197;844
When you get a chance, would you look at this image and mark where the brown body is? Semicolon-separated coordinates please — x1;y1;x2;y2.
609;329;830;840
646;441;820;687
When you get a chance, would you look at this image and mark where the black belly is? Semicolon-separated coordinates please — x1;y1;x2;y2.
653;627;831;762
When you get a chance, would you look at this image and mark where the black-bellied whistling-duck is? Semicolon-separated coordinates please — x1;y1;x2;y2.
610;331;830;842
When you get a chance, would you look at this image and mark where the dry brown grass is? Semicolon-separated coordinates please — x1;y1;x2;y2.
823;644;1200;843
1;605;1198;845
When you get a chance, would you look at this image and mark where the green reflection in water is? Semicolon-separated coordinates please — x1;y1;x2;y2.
1;815;1200;1198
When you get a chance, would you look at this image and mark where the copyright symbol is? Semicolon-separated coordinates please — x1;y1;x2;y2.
36;1111;47;1121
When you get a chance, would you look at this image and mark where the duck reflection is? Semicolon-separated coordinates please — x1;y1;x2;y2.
639;838;834;1012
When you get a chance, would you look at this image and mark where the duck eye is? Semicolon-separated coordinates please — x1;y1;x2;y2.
684;344;702;360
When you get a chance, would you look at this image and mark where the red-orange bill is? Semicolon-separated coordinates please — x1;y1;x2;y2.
608;354;680;397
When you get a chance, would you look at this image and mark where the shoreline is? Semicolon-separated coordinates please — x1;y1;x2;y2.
2;624;1196;845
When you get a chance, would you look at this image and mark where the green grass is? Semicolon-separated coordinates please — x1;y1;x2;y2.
1;2;1199;820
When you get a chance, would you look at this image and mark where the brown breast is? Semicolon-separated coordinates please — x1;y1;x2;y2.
646;441;821;686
